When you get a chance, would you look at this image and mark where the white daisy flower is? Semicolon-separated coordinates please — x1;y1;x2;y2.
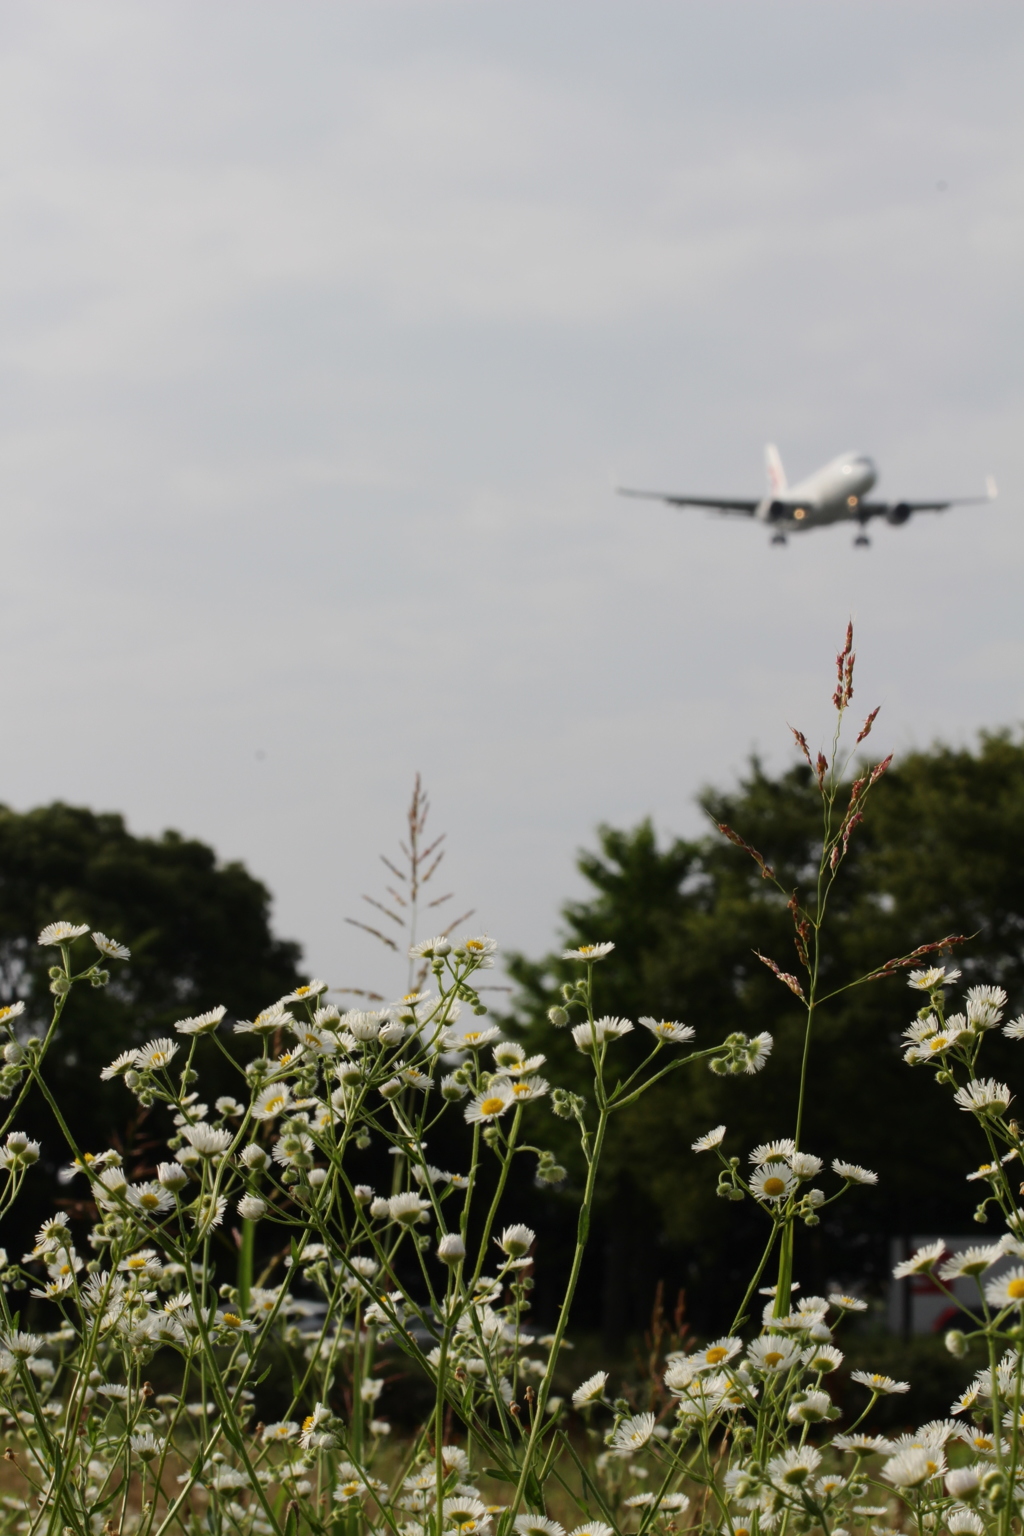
498;1224;535;1257
691;1125;726;1153
135;1039;178;1071
828;1292;868;1312
456;937;498;969
892;1239;945;1277
251;1083;293;1121
790;1152;823;1178
129;1430;163;1460
966;1151;1018;1180
850;1370;910;1395
746;1337;800;1373
749;1139;796;1165
100;1049;140;1081
387;1192;430;1226
409;936;452;958
611;1411;655;1451
175;1006;227;1036
37;921;89;947
262;1420;300;1442
506;1076;550;1104
513;1517;564;1536
91;932;130;961
947;1513;984;1536
692;1336;742;1369
832;1432;894;1453
570;1017;633;1053
804;1344;843;1372
984;1266;1024;1308
751;1161;795;1202
464;1086;513;1124
234;1004;294;1036
638;1017;695;1044
181;1124;232;1157
560;943;614;962
569;1523;615;1536
125;1182;173;1215
881;1447;945;1486
908;967;960;990
1003;1015;1024;1040
237;1195;266;1220
939;1242;1007;1279
572;1370;608;1406
832;1159;878;1184
788;1389;832;1423
279;980;329;1004
452;1027;502;1051
953;1078;1012;1116
766;1446;821;1486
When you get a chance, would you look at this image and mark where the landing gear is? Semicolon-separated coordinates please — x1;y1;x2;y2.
770;531;787;546
853;531;871;547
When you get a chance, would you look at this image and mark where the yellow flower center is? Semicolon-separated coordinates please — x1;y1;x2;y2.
763;1351;784;1367
140;1193;160;1209
480;1096;505;1116
466;941;484;951
511;1083;531;1096
763;1177;786;1197
705;1346;728;1365
222;1313;241;1326
1008;1278;1024;1300
302;1415;315;1431
295;986;311;995
577;945;596;954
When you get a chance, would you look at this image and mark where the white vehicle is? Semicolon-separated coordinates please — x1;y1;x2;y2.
620;445;997;546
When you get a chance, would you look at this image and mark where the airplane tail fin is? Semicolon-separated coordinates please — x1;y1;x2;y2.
765;442;787;495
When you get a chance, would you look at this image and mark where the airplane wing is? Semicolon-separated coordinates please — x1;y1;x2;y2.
618;488;758;517
857;481;997;522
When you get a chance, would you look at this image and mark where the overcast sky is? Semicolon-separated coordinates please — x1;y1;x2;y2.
0;1;1021;1000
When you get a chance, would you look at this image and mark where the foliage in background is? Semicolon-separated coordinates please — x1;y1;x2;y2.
0;803;301;1251
505;732;1024;1336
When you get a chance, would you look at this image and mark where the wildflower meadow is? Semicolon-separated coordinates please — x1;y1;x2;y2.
1;628;1022;1536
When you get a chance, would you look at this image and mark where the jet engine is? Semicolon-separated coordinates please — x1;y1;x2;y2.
886;502;912;526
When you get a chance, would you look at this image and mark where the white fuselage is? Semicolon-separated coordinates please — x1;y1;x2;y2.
755;452;877;531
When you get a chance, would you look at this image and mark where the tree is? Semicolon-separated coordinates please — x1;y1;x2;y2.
0;803;302;1244
504;732;1024;1340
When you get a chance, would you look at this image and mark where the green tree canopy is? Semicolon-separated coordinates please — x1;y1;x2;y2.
0;803;302;1239
505;732;1024;1339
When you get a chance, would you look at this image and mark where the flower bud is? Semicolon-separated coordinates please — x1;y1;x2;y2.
238;1194;266;1220
307;1168;327;1188
437;1233;466;1266
353;1184;374;1205
157;1161;189;1192
945;1328;968;1357
369;1197;390;1219
547;1007;569;1028
3;1043;23;1065
379;1078;403;1100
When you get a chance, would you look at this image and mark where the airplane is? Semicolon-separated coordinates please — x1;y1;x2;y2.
619;446;998;546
